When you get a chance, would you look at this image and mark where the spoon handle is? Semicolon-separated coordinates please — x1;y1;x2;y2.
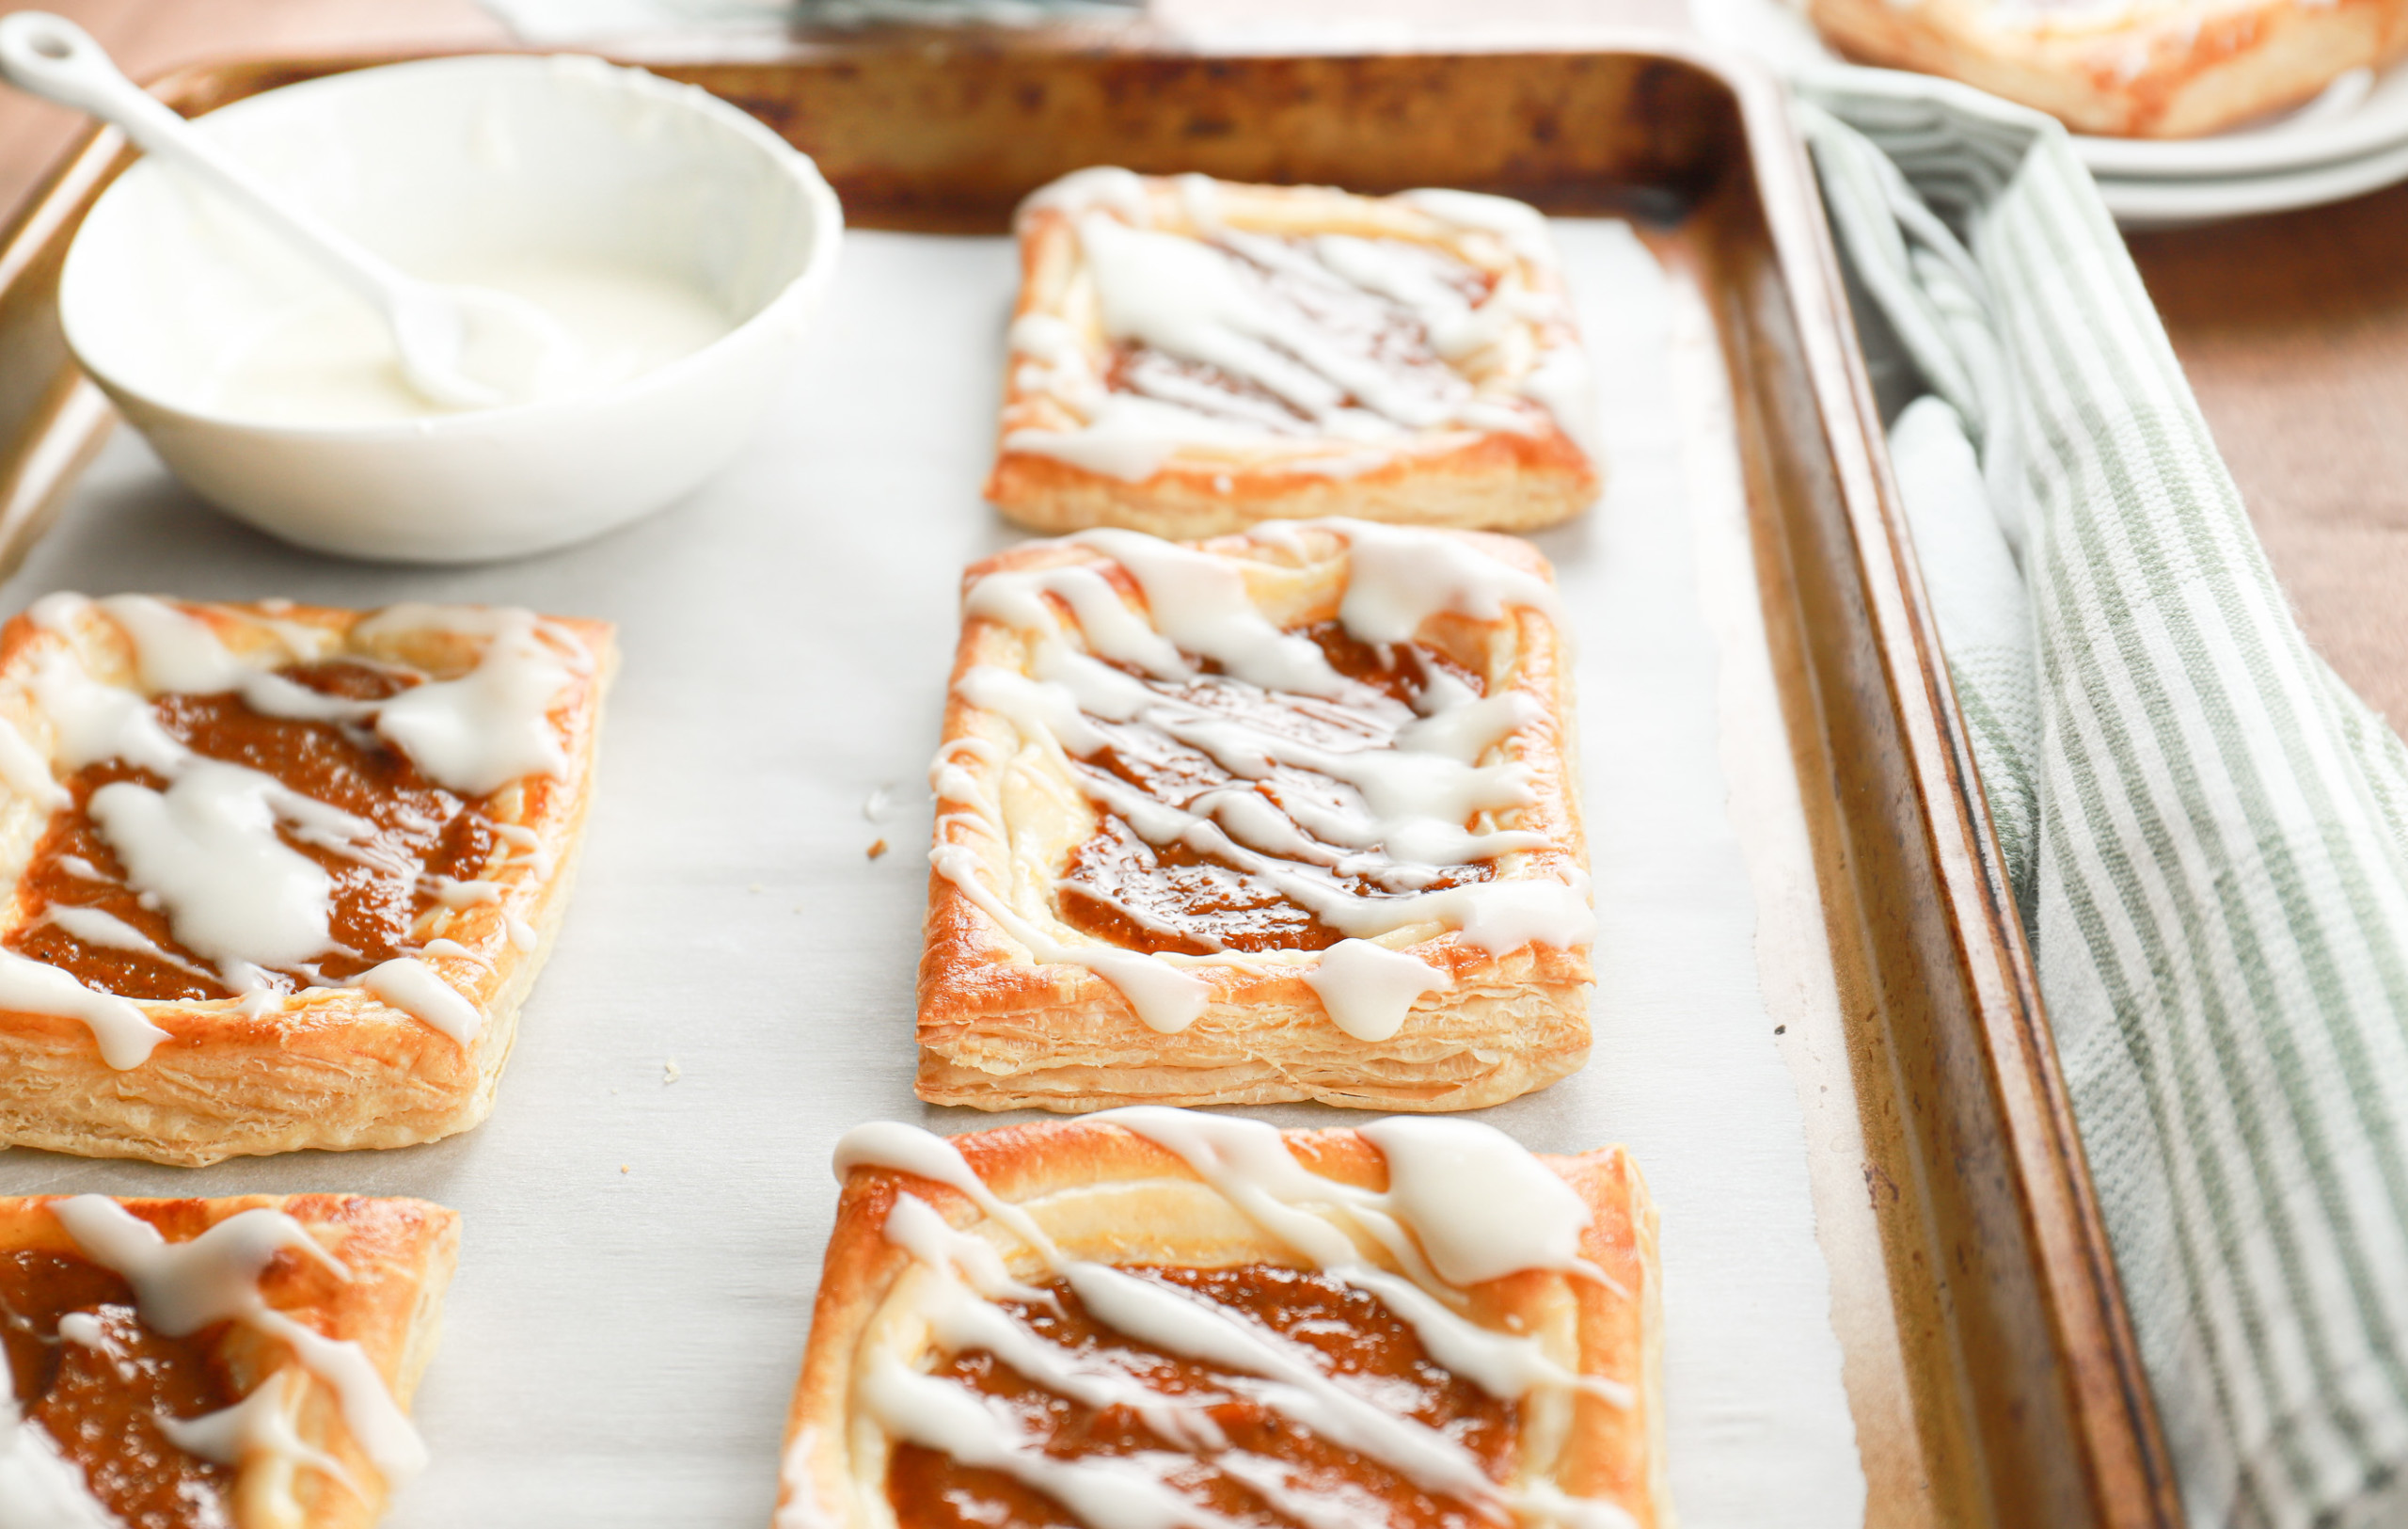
0;11;419;314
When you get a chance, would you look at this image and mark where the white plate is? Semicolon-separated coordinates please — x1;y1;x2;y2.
2074;59;2408;181
2098;133;2408;229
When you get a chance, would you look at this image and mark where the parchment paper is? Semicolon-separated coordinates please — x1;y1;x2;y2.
0;222;1865;1527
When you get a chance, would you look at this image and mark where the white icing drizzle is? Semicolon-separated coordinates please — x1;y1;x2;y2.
861;1354;1238;1529
1515;1480;1640;1529
1356;1117;1597;1286
1005;172;1597;477
361;608;575;796
929;844;1210;1034
771;1426;834;1529
1006;393;1286;486
885;1194;1228;1453
65;593;583;800
1080;216;1471;436
0;949;167;1069
53;1314;110;1356
94;597;361;725
1302;941;1448;1042
420;876;502;909
415;937;492;969
935;524;1592;1038
1397;189;1557;266
0;596;575;1058
40;907;217;988
1094;1110;1630;1396
0;1344;119;1529
356;958;483;1043
88;761;360;978
1073;531;1354;695
29;648;184;777
51;1197;427;1489
0;716;67;813
488;821;555;880
1326;518;1568;644
1019;166;1154;227
833;1115;1640;1529
1310;233;1507;363
832;1120;1060;1259
156;1369;358;1503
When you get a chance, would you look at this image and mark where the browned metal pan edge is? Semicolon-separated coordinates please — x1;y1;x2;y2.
1710;46;2181;1529
0;31;2169;1522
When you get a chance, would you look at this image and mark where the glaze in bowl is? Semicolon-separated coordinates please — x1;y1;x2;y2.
60;54;844;563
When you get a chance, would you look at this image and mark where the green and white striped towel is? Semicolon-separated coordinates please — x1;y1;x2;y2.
1799;70;2408;1527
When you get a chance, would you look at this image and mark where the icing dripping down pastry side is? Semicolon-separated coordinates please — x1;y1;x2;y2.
816;1112;1639;1529
1003;169;1601;486
0;596;586;1065
933;521;1592;1038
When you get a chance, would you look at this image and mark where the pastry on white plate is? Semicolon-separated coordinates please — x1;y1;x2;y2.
1804;0;2408;138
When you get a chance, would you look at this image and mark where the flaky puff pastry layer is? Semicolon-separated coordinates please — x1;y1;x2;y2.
0;1193;457;1529
989;171;1602;538
773;1117;1667;1529
1807;0;2408;138
919;524;1591;1113
0;599;615;1166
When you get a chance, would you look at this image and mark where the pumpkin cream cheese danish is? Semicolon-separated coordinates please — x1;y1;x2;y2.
0;1192;456;1529
1805;0;2408;138
0;595;614;1165
920;519;1592;1112
774;1111;1666;1529
989;168;1603;537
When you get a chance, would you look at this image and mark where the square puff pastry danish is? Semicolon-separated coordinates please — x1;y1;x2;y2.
920;519;1592;1113
0;595;615;1166
0;1191;457;1529
774;1111;1667;1529
988;167;1603;538
1805;0;2408;138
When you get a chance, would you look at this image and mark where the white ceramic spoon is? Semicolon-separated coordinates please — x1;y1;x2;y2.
0;11;566;411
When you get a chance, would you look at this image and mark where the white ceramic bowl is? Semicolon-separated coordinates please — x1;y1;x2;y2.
59;54;843;563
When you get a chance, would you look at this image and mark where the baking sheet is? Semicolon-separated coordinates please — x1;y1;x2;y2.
0;222;1866;1527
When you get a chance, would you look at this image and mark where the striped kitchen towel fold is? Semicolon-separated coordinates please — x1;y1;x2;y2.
1800;68;2408;1529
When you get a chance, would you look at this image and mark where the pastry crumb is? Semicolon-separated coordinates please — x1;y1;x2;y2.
863;783;895;821
748;882;764;893
663;1059;681;1085
867;838;889;860
1774;1025;1786;1035
620;1165;629;1174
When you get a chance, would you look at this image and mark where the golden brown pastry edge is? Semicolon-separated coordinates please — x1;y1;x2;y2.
0;600;615;1166
916;525;1593;1113
769;1118;1667;1529
0;1191;460;1529
988;174;1604;534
